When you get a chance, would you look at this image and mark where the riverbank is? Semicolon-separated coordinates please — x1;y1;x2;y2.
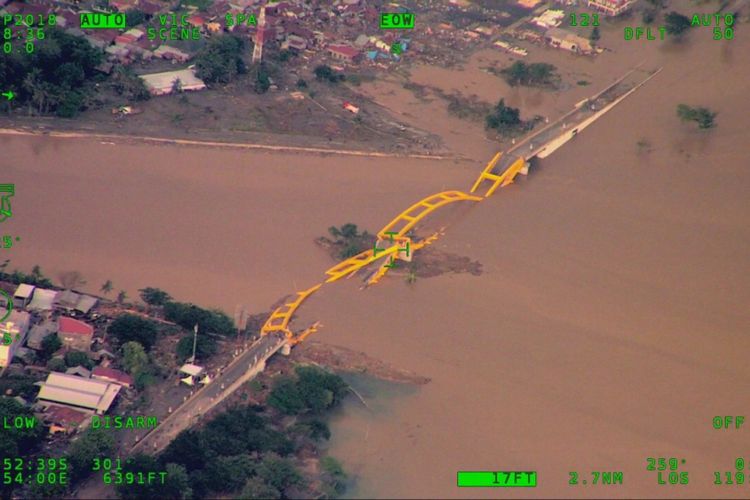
0;124;461;161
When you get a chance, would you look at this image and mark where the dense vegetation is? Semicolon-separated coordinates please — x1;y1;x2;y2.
314;64;346;84
138;287;172;307
664;12;692;37
163;301;234;336
108;314;160;350
195;35;246;84
677;103;716;129
485;99;528;135
0;261;54;288
499;61;559;88
0;28;103;117
268;365;349;415
326;223;373;259
150;378;348;499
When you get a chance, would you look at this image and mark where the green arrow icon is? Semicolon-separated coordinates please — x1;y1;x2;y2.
1;91;15;101
390;43;402;55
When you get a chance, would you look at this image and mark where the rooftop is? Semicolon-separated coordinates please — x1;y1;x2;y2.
92;366;134;387
13;284;35;299
58;317;94;337
37;372;120;414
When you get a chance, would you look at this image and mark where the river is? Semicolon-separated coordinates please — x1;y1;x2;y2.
2;8;749;499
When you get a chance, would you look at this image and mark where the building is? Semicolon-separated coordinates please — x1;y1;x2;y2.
13;284;34;309
282;34;307;51
27;289;58;311
36;372;120;414
57;317;94;352
0;310;31;368
56;290;81;311
75;295;98;315
92;366;133;388
140;68;207;96
545;27;594;54
42;404;91;434
327;44;361;62
153;45;191;63
587;0;635;16
26;321;56;350
65;366;92;378
532;9;565;29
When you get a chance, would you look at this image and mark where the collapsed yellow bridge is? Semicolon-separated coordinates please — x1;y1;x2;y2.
260;151;528;344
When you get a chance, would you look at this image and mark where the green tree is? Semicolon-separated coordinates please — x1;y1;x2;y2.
108;314;159;350
66;427;115;483
125;9;146;27
138;287;172;307
160;430;209;473
39;333;62;361
485;99;522;134
100;279;113;295
268;376;304;415
292;419;331;442
296;78;307;89
162;463;193;499
321;456;347;496
314;64;345;83
116;290;128;305
121;341;149;375
241;477;281;500
46;357;66;372
664;12;692;37
642;8;656;24
0;397;45;454
115;455;192;499
111;66;151;101
590;26;601;45
195;35;245;84
56;89;85;118
163;302;234;335
256;453;303;494
256;69;271;94
176;333;217;363
26;475;69;498
0;398;45;497
295;365;348;414
64;350;93;369
677;104;717;129
500;61;557;87
204;454;255;492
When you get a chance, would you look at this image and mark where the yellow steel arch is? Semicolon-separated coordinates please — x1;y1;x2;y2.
470;155;526;198
469;152;503;194
376;190;482;240
324;245;400;283
365;231;441;286
260;283;322;337
265;150;520;345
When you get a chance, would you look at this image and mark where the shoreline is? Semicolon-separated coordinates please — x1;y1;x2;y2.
0;126;463;160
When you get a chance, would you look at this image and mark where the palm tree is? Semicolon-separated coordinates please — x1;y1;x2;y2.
100;280;113;295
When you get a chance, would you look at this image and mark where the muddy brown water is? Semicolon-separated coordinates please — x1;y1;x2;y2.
2;11;749;499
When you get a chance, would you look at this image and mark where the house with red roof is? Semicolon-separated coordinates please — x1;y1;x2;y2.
327;44;361;62
43;405;91;434
57;317;94;352
92;366;134;388
187;14;206;28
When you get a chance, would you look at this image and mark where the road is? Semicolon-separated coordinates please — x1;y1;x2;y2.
130;332;287;454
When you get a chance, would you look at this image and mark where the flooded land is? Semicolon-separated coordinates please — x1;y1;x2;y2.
3;9;749;499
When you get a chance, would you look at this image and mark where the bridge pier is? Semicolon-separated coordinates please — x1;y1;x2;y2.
281;343;291;356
